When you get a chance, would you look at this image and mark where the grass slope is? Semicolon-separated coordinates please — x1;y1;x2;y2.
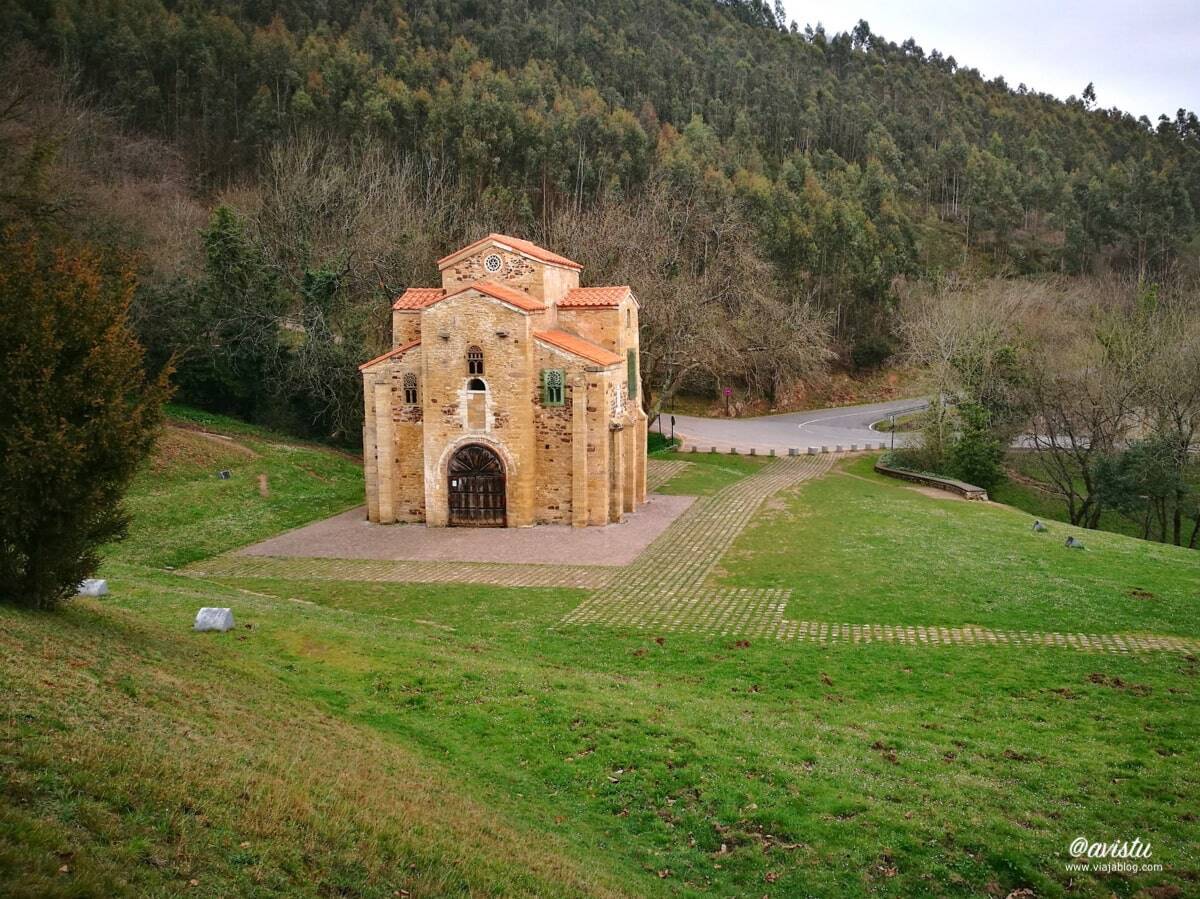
3;414;1198;897
651;450;769;495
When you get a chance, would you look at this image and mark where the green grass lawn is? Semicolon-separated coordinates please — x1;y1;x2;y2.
113;409;364;568
3;414;1199;898
651;449;769;495
721;456;1200;636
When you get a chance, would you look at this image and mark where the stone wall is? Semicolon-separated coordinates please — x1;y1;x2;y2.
391;310;421;347
441;246;578;306
443;248;535;296
533;343;581;523
388;361;426;521
364;237;645;530
420;290;537;527
556;307;620;355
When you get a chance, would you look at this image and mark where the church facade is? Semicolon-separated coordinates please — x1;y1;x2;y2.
360;234;648;528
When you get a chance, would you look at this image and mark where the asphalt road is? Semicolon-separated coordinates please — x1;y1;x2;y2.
666;397;928;454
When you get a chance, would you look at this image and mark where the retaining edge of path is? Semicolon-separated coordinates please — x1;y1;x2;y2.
873;461;989;501
674;439;889;456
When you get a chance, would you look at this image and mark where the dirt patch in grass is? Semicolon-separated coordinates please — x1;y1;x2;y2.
149;425;258;472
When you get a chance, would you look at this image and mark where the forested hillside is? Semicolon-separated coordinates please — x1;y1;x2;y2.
2;0;1198;440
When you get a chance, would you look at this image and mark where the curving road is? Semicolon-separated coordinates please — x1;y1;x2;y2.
665;397;928;454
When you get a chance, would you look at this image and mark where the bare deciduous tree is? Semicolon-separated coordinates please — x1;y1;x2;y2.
553;177;832;417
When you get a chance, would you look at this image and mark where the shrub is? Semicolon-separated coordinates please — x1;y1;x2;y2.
849;333;895;371
0;232;171;609
647;430;681;453
948;402;1005;491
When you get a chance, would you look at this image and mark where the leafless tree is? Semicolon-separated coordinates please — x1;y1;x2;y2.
553;177;832;417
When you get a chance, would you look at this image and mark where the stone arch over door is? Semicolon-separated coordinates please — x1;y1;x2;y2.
447;443;507;527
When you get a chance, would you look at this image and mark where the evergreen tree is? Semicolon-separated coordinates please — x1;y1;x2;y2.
0;232;171;609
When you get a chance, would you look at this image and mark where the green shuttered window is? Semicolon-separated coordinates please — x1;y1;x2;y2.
541;368;565;406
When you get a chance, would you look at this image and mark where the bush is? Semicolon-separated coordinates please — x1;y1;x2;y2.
0;233;171;609
948;403;1005;491
849;333;895;371
647;430;681;454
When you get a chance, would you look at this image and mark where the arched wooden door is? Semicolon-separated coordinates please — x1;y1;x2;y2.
448;444;506;527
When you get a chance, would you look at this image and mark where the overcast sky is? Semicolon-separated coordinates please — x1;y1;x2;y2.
781;0;1197;121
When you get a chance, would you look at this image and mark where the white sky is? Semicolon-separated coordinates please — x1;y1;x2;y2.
781;0;1198;120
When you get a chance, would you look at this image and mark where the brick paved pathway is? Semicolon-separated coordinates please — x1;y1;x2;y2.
564;454;834;617
185;459;691;590
562;455;1200;656
645;458;691;492
184;451;1200;656
186;554;614;589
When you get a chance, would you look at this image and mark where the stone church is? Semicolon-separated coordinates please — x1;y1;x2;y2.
360;234;648;528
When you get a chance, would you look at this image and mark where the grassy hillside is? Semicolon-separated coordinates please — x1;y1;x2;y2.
3;412;1198;897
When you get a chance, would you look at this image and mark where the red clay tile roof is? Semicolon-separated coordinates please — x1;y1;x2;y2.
437;233;582;271
558;286;634;308
534;329;622;367
392;287;445;310
358;339;420;371
447;279;546;312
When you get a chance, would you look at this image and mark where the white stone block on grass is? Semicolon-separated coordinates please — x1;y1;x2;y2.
194;607;235;632
77;579;108;597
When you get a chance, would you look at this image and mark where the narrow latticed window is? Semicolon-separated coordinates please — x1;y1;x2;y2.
626;349;638;400
467;345;484;375
402;372;418;405
541;369;564;406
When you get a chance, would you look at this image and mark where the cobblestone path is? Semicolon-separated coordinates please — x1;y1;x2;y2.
184;451;1200;655
186;554;614;589
645;458;691;492
186;460;698;589
562;455;1200;655
563;454;834;619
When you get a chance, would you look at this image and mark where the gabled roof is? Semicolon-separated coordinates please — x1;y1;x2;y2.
392;287;444;310
534;329;622;367
437;233;582;271
446;279;546;312
359;339;420;372
558;286;636;308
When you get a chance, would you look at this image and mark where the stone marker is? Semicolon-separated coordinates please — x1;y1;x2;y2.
1032;520;1048;533
77;578;108;597
1065;536;1085;550
194;607;235;632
